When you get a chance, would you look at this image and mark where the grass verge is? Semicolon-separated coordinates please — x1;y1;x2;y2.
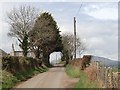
74;71;99;88
14;67;48;81
65;65;99;88
1;70;18;90
2;67;48;90
65;65;80;78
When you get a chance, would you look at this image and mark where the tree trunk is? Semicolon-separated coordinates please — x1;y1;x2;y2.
33;46;43;67
43;52;51;67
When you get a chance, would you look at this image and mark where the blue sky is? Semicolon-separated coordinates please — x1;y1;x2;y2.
0;1;118;61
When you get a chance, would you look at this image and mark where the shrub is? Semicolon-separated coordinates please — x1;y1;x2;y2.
2;56;41;74
2;56;20;73
84;64;97;81
2;56;48;89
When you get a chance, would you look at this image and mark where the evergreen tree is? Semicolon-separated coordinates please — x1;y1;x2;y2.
29;12;63;67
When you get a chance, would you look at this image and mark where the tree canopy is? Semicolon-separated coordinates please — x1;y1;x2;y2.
29;12;63;67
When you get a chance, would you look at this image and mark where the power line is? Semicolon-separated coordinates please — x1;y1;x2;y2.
75;2;83;17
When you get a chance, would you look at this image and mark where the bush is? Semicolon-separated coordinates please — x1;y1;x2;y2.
2;56;41;74
2;56;48;89
2;56;22;73
84;64;97;81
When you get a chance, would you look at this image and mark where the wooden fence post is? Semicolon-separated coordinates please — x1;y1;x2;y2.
104;67;108;88
102;67;106;87
109;67;113;88
93;59;119;89
96;61;99;81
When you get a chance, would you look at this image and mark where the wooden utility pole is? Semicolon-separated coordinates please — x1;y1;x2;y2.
74;17;76;59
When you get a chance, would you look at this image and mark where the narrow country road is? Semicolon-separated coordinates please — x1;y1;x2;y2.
13;66;79;88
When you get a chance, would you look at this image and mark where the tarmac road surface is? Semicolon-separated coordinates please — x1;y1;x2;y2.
13;66;79;88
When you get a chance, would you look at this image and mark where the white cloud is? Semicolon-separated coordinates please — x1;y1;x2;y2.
60;25;73;34
82;33;118;60
88;37;104;47
82;3;118;20
88;8;117;20
0;20;21;53
0;21;12;52
83;49;118;61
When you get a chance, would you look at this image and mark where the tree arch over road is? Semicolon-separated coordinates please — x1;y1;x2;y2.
29;12;86;67
29;12;64;67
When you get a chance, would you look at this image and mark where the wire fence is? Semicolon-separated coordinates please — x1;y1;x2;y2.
91;61;119;89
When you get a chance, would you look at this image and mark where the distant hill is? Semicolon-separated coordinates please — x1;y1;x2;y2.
91;55;120;68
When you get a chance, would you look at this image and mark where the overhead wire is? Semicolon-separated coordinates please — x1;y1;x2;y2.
75;2;83;17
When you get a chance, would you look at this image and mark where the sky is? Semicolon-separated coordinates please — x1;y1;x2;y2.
0;1;118;61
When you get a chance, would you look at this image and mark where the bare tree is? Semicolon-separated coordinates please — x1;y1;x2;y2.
62;33;86;60
7;6;38;57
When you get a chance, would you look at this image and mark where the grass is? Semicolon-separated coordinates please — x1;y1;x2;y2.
2;67;48;90
74;71;99;88
65;65;80;78
14;67;48;81
112;67;120;72
1;70;18;90
65;65;100;88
